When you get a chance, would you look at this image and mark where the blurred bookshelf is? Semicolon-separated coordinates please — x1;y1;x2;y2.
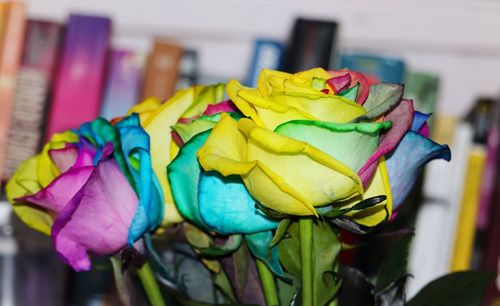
0;0;500;305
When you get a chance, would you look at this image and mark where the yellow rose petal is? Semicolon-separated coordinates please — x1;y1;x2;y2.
344;157;393;226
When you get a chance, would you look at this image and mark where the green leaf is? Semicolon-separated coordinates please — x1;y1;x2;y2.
374;233;413;293
270;219;292;248
213;268;238;303
406;271;494;306
183;223;212;248
195;235;243;257
319;195;386;219
278;220;342;306
110;257;132;306
351;84;403;122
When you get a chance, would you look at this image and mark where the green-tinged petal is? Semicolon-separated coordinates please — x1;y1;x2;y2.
6;156;52;235
180;84;225;118
198;115;364;216
275;120;391;172
246;231;285;277
343;157;393;226
352;84;404;122
339;84;359;101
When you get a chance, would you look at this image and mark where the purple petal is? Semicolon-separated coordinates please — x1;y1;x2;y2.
411;111;431;132
52;158;138;271
327;73;351;93
358;99;414;186
49;146;78;173
203;100;237;116
19;166;94;214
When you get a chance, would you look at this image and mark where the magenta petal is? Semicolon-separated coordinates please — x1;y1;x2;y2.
49;146;78;173
358;99;414;186
20;166;94;214
52;159;138;271
73;138;97;168
327;73;351;93
203;100;237;116
419;122;430;137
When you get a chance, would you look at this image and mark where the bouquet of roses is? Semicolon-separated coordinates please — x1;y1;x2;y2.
6;68;491;306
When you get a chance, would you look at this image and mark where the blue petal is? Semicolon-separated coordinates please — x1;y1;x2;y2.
411;111;430;132
245;231;285;277
199;171;278;234
116;114;164;244
386;131;451;209
167;130;211;230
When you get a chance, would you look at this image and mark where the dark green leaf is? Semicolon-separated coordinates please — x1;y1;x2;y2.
270;219;292;248
195;235;243;257
338;266;375;306
319;196;387;219
406;271;494;306
110;257;132;306
278;220;342;306
331;218;372;234
213;268;237;303
374;233;413;293
351;84;404;122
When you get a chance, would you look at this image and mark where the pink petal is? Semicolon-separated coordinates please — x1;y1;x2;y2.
329;69;370;104
52;158;138;271
49;146;79;173
203;100;237;116
19;166;94;214
327;73;351;93
358;99;414;186
73;138;97;168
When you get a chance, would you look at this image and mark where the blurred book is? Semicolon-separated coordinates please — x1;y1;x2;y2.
245;39;284;87
0;2;26;182
339;53;405;84
44;14;111;141
99;49;143;120
176;49;198;89
4;20;62;180
405;71;440;116
451;99;494;272
141;39;182;102
282;18;338;73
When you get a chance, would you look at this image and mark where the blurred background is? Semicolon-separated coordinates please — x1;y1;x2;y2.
0;0;499;305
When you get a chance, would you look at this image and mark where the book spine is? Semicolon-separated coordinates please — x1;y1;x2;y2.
3;20;61;180
99;49;142;120
44;14;111;141
339;53;406;84
141;40;182;102
450;145;486;271
0;2;26;181
245;39;284;87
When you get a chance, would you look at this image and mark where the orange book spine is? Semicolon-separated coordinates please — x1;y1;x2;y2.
0;2;26;181
141;40;182;102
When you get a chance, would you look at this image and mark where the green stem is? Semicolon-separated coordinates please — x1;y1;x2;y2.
137;261;167;306
256;259;279;306
300;218;313;306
